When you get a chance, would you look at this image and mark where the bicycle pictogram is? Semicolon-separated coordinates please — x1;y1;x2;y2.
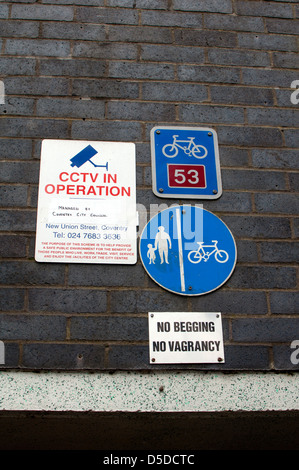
188;240;229;264
162;135;208;159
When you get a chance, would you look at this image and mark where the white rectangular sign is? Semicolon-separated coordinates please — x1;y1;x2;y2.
148;312;224;364
35;139;137;264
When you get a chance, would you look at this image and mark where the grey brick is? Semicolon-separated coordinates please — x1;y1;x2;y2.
283;129;299;148
136;0;170;9
5;39;71;57
106;0;137;6
0;20;39;38
242;68;298;87
5;77;69;96
273;345;299;371
107;26;172;43
77;6;138;24
28;185;38;208
205;13;264;32
0;58;36;76
42;21;106;41
110;289;188;313
208;49;270;67
0;98;35;116
68;264;146;287
270;291;299;314
71;120;142;141
109;62;175;80
28;288;107;313
255;193;299;214
190;290;267;314
219;346;269;370
107;345;150;370
238;32;298;52
235;1;293;19
289;173;299;191
11;4;74;21
228;266;297;289
0;235;27;258
36;98;105;119
173;0;233;13
0;288;25;311
0;314;66;340
218;126;283;147
273;52;299;69
266;18;299;35
232;318;299;342
0;343;19;370
40;59;106;77
73;42;137;59
247;108;299;127
22;344;105;370
141;44;205;64
210;85;274;106
135;142;151;164
0;186;28;207
222;215;291;239
107;101;176;121
174;29;237;48
0;209;36;231
222;169;286;190
179;104;244;124
276;88;295;108
200;192;252;213
136;187;176;207
70;316;148;341
260;241;299;263
251;149;299;170
73;79;139;99
218;146;249;167
235;240;258;263
43;0;104;4
143;82;209;103
141;10;202;27
0;118;69;139
0;4;9;19
0;261;65;286
177;65;240;84
0;139;33;160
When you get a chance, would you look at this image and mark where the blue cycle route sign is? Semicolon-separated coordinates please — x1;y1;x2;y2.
139;205;237;296
150;126;222;199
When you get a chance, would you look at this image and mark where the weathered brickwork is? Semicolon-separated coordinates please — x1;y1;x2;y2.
0;0;298;371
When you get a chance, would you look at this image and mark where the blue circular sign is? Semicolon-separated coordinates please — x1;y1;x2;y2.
139;205;237;296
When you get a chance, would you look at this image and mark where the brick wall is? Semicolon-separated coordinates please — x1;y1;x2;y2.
0;0;298;372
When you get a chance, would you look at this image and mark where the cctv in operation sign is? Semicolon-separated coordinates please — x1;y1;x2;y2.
35;139;137;264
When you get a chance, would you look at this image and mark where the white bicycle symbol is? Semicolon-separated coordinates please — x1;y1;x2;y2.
188;240;229;264
162;135;208;159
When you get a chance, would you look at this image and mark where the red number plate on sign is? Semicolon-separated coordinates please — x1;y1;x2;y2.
168;164;206;188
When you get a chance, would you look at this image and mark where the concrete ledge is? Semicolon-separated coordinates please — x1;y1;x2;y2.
0;370;298;412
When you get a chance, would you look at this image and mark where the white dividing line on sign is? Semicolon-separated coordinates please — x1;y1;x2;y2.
176;208;185;292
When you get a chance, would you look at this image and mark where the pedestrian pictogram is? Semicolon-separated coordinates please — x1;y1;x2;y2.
150;126;222;199
139;205;237;296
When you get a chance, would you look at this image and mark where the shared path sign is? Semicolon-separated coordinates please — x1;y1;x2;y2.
150;126;222;199
139;205;237;296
